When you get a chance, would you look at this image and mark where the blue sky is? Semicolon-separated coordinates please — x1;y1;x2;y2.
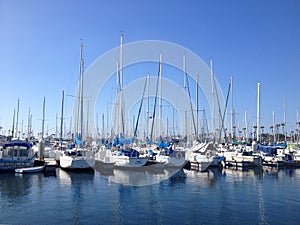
0;0;300;137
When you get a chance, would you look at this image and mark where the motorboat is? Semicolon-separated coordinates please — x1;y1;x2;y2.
0;139;36;172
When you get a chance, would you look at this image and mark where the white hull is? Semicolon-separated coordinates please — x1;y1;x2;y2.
0;160;35;172
155;155;186;167
15;166;44;173
113;156;148;167
60;156;95;169
155;151;186;168
189;153;215;172
100;148;148;168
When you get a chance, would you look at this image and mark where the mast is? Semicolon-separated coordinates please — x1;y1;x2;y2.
106;102;109;137
134;75;148;138
115;60;120;136
80;42;84;138
55;113;58;138
102;113;104;138
196;73;199;139
11;109;15;138
69;116;72;139
60;90;64;146
273;110;276;142
96;113;99;137
27;107;31;139
244;109;247;140
183;54;187;140
256;82;260;142
210;59;215;142
15;99;19;138
230;76;235;140
119;33;124;136
159;53;163;136
42;97;45;139
150;55;161;142
146;73;150;139
283;97;286;142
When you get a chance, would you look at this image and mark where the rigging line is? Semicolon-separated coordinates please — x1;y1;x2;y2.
150;59;161;142
185;73;197;135
133;75;148;138
117;61;125;135
212;74;224;139
220;80;231;141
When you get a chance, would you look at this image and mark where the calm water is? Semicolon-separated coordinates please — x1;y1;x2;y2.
0;166;299;225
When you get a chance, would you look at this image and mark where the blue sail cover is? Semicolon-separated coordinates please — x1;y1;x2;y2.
119;134;134;145
158;136;171;149
75;134;84;146
255;144;277;155
145;136;158;145
113;134;134;147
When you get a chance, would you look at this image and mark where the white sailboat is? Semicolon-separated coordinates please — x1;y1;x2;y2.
186;142;221;171
60;42;95;170
104;35;147;167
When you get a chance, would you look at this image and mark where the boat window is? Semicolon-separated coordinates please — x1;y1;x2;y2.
20;149;27;157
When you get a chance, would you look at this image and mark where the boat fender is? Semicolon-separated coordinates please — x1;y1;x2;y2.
206;151;211;159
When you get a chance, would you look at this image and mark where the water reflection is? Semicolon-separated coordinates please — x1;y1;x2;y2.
0;173;33;201
95;163;182;186
1;166;300;225
56;169;95;225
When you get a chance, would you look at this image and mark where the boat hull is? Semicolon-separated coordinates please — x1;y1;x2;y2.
113;156;148;167
60;156;95;170
188;153;215;172
0;157;36;172
15;166;44;173
155;151;186;168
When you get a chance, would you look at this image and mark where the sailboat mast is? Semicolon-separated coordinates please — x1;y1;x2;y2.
27;107;31;139
256;82;260;142
42;97;45;139
273;111;276;142
230;76;234;140
283;97;286;141
79;42;84;138
244;109;247;140
196;73;199;139
60;90;64;145
119;33;123;136
115;60;120;136
15;99;19;138
183;54;187;140
102;113;104;138
210;59;215;142
159;53;162;136
11;109;15;138
146;73;150;139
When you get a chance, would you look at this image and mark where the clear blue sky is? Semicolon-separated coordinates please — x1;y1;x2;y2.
0;0;300;137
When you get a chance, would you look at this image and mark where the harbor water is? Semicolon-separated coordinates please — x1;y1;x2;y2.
0;167;299;225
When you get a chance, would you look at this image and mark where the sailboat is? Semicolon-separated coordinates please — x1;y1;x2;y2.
99;34;147;168
148;54;186;168
60;42;95;170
